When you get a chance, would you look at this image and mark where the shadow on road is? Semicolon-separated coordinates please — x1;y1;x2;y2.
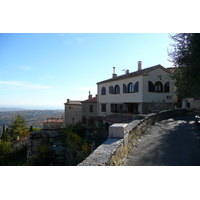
125;115;200;166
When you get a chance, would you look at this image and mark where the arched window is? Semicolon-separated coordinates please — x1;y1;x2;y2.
154;82;163;92
101;87;106;95
115;85;120;94
128;83;134;93
134;81;139;92
164;82;170;93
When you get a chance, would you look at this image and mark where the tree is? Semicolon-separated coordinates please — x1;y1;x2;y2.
10;115;28;140
2;124;9;142
0;140;12;158
168;33;200;99
61;126;91;165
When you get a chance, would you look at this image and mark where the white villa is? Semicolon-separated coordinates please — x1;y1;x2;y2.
97;61;174;115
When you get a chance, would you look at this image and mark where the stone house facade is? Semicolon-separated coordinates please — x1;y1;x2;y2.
81;92;98;126
64;99;82;125
97;62;174;115
43;117;64;130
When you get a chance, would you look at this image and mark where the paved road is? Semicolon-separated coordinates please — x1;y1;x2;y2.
124;114;200;166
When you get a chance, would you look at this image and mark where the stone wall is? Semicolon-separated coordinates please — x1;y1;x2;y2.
140;102;174;114
27;130;62;158
78;109;186;166
190;100;200;109
12;136;29;150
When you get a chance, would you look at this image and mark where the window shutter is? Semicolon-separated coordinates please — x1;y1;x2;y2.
110;86;114;94
148;81;154;92
134;81;139;92
164;82;170;92
123;84;127;93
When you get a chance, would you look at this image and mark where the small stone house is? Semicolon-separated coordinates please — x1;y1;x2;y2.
43;117;64;130
81;92;98;126
64;99;82;126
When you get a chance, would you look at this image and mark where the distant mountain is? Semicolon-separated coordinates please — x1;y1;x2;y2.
0;108;26;112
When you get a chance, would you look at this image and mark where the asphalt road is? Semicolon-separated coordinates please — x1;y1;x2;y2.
124;114;200;166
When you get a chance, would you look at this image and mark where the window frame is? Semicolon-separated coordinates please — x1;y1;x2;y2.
89;105;93;113
101;87;106;95
114;85;120;94
154;81;163;92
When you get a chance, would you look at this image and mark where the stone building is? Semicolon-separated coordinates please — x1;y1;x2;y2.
81;92;98;126
64;99;82;125
97;61;174;115
43;117;64;130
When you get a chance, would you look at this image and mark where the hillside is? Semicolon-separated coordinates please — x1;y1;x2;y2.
0;110;64;130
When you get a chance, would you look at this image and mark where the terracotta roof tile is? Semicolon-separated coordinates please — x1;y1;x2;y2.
43;117;64;123
82;97;97;103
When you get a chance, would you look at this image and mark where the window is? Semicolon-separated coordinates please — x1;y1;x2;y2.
111;104;123;113
109;86;114;94
90;105;93;113
82;116;87;124
101;87;106;95
128;83;134;93
101;104;106;112
148;81;154;92
164;82;170;93
154;82;163;92
115;85;120;94
123;84;127;93
134;81;139;92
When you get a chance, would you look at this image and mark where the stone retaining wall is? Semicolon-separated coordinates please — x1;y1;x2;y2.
78;109;186;166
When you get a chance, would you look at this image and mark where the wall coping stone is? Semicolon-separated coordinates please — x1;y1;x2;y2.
78;138;123;166
109;123;128;138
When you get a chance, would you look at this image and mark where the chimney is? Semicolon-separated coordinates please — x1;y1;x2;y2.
138;61;142;70
126;69;129;74
67;99;70;103
112;67;117;78
88;91;92;100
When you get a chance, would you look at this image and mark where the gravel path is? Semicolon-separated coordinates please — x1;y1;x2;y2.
124;114;200;166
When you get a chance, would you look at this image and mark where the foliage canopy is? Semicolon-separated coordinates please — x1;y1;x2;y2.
10;115;28;140
168;33;200;99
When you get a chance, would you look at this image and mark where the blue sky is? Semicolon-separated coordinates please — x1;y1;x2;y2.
0;33;174;109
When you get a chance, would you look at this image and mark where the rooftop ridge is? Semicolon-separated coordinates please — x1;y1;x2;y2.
97;64;170;84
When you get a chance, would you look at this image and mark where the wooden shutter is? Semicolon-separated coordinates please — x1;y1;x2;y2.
148;81;154;92
134;81;139;92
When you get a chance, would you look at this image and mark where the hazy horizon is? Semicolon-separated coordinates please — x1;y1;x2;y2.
0;105;64;110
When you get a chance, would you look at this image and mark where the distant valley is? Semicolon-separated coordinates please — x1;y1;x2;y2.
0;108;26;112
0;109;64;131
